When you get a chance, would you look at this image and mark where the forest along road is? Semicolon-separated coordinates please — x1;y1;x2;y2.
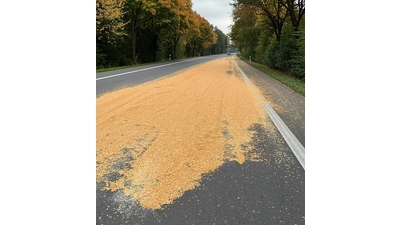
96;55;305;225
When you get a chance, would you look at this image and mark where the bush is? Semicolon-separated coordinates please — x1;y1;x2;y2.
265;38;280;69
118;57;132;66
289;31;305;80
240;47;257;62
264;30;305;80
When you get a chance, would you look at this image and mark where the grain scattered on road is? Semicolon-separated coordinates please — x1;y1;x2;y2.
96;57;274;209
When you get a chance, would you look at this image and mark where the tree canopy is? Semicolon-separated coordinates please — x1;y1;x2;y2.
230;0;305;80
96;0;227;68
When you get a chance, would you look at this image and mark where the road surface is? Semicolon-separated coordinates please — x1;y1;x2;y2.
96;55;228;97
96;55;305;225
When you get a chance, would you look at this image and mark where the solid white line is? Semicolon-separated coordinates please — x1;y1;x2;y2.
262;103;305;169
233;60;305;169
96;58;201;81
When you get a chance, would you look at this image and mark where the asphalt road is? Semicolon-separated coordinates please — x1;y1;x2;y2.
96;54;229;97
96;55;305;225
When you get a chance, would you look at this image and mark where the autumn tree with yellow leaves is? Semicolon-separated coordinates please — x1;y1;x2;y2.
96;0;127;66
186;11;217;57
96;0;222;68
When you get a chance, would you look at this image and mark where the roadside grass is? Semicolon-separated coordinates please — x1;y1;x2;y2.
238;56;305;96
96;57;193;73
96;63;144;73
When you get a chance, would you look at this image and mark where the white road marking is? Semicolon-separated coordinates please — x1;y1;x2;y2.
234;60;305;169
262;103;305;169
96;58;201;81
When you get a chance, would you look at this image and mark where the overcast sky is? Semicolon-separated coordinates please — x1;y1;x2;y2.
192;0;234;35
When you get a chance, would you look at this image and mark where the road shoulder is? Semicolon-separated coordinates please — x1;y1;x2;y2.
233;56;305;147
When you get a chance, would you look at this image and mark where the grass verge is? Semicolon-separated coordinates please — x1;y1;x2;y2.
96;57;195;73
239;56;305;96
96;64;144;73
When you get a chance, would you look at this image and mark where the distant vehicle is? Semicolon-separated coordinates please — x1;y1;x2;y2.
227;52;231;55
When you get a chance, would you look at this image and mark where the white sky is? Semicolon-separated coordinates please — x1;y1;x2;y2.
191;0;234;35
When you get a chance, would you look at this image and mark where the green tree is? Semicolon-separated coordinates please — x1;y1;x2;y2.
230;3;259;58
123;0;157;64
167;0;193;59
234;0;288;42
278;0;305;31
211;26;228;54
230;0;305;79
96;0;219;67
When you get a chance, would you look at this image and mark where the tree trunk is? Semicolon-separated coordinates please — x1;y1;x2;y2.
152;34;158;62
173;36;180;59
192;42;196;57
278;0;305;32
132;19;137;64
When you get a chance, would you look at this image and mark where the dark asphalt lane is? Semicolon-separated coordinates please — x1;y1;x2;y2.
96;54;229;97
